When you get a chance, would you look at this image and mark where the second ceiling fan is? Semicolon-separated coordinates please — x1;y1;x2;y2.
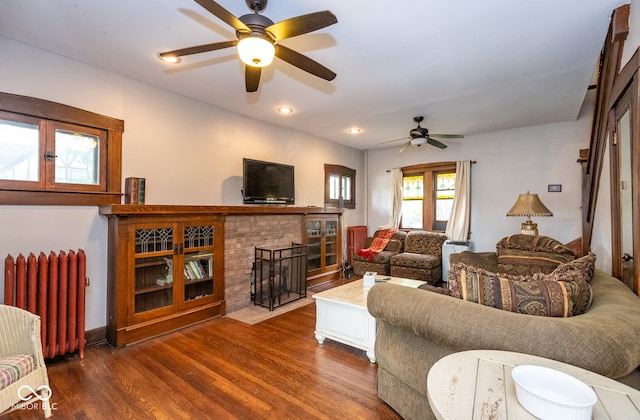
378;116;464;153
159;0;338;92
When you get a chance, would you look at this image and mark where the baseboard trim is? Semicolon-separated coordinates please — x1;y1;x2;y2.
85;326;107;347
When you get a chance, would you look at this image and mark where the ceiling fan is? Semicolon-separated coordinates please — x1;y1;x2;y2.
378;116;464;153
158;0;337;92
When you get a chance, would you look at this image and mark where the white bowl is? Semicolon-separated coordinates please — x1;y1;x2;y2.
512;365;597;420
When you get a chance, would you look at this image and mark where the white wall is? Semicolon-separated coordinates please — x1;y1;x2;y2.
0;37;365;329
366;108;592;253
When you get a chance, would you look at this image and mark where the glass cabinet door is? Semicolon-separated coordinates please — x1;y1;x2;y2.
306;220;322;271
134;227;174;314
324;220;338;267
183;225;214;303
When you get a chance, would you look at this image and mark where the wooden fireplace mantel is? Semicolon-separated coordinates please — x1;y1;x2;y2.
99;204;344;217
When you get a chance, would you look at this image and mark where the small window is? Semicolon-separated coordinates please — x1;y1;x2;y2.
324;164;355;209
0;92;123;205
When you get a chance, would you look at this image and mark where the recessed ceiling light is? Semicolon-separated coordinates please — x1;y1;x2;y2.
347;128;361;134
158;54;181;64
278;106;294;114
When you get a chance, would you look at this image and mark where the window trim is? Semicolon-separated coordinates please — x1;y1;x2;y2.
324;164;356;209
401;162;456;231
0;92;123;205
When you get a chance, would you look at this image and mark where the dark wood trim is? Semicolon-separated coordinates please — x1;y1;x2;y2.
100;204;344;217
0;91;124;131
0;190;122;205
85;326;107;347
581;5;629;254
402;161;457;172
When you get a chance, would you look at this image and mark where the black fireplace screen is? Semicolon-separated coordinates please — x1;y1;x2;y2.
252;243;308;311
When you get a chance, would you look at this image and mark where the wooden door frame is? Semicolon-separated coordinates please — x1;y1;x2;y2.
609;50;640;293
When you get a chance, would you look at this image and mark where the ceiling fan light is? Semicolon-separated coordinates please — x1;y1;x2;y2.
410;137;427;146
158;54;181;64
237;36;275;67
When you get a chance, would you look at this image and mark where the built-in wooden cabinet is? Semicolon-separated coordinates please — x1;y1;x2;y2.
304;214;341;285
100;206;225;347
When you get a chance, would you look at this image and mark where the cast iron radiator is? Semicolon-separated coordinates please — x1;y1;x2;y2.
3;250;87;359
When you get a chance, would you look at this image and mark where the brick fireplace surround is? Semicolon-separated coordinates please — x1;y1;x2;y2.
225;214;304;312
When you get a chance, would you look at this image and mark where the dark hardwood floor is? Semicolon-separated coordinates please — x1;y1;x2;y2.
7;279;401;419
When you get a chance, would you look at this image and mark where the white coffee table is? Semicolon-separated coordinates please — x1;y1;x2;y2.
313;276;425;363
427;350;640;419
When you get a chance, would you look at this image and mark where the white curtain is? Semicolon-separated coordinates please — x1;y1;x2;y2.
379;168;403;229
445;160;471;241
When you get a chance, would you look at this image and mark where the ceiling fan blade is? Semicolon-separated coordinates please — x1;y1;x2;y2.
377;136;410;145
245;65;261;92
428;133;464;139
397;140;412;154
426;137;448;149
267;11;337;41
275;44;336;81
194;0;250;33
160;40;236;59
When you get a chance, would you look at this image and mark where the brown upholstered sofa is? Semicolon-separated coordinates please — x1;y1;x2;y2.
353;230;407;276
389;231;447;284
367;237;640;420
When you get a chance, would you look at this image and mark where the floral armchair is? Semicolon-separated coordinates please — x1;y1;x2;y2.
353;230;407;276
390;231;448;284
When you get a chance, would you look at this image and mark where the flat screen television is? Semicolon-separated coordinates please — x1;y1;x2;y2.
242;158;295;204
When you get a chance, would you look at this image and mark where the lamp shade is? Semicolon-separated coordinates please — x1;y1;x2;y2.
506;193;553;217
237;36;275;67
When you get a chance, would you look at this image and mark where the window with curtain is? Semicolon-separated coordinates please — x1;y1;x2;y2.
400;162;456;231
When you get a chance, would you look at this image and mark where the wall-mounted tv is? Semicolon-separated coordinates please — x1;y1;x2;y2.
242;158;295;204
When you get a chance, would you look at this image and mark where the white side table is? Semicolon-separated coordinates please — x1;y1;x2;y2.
427;350;640;419
313;277;425;363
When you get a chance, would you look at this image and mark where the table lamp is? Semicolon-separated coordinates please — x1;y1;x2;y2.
506;192;553;235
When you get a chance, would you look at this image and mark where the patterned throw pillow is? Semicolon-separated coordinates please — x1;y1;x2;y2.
496;235;576;275
546;252;596;314
449;263;592;317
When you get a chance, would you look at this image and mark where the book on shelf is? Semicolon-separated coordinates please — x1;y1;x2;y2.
187;261;201;279
156;276;173;286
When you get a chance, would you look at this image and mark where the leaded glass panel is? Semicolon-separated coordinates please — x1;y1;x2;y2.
135;228;173;254
184;225;214;249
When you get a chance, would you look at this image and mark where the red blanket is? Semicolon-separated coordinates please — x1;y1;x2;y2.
357;229;398;261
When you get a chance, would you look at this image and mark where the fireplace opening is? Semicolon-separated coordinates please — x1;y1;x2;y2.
252;243;307;311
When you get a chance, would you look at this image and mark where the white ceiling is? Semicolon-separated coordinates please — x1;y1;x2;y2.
0;0;628;150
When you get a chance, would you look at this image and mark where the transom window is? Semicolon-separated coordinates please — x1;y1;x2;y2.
1;117;104;189
0;92;123;205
